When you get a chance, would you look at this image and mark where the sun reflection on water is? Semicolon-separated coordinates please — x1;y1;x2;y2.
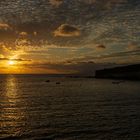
5;75;18;101
1;75;26;138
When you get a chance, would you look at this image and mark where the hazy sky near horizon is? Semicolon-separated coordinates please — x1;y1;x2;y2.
0;0;140;74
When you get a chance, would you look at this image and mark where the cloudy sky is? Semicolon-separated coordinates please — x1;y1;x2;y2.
0;0;140;74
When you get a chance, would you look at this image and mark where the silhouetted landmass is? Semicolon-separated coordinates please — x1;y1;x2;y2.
95;64;140;80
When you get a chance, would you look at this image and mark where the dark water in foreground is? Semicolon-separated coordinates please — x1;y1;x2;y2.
0;75;140;140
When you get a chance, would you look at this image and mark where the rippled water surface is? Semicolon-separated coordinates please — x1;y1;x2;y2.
0;75;140;140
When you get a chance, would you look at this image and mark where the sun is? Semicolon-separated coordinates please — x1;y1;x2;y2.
8;60;15;65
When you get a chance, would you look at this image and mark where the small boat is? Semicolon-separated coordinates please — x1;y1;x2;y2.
112;81;120;84
112;80;125;84
56;82;60;84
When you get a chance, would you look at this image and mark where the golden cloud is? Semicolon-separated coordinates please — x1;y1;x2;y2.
0;23;11;30
54;24;81;37
19;32;28;36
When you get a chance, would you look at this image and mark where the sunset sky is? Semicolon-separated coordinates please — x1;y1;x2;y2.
0;0;139;74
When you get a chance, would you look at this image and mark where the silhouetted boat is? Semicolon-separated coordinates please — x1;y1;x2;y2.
112;80;125;84
112;81;120;84
56;82;60;84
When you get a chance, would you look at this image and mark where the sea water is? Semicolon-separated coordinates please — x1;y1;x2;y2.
0;75;140;140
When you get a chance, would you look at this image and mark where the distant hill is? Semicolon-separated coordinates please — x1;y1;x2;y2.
95;64;140;80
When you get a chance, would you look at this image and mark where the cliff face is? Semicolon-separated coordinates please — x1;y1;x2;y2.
95;64;140;80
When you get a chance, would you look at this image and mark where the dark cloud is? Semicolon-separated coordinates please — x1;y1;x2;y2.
0;0;139;48
11;58;31;62
96;44;106;49
0;58;9;61
0;0;139;70
0;57;31;62
23;61;115;75
103;50;140;58
69;49;140;62
54;24;81;37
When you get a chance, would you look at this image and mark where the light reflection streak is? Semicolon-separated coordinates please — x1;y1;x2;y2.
1;75;26;138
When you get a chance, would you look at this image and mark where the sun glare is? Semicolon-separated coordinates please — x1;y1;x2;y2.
8;60;15;65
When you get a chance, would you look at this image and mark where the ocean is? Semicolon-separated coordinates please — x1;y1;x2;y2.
0;75;140;140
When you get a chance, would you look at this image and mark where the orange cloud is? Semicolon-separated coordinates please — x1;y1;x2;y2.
49;0;63;7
